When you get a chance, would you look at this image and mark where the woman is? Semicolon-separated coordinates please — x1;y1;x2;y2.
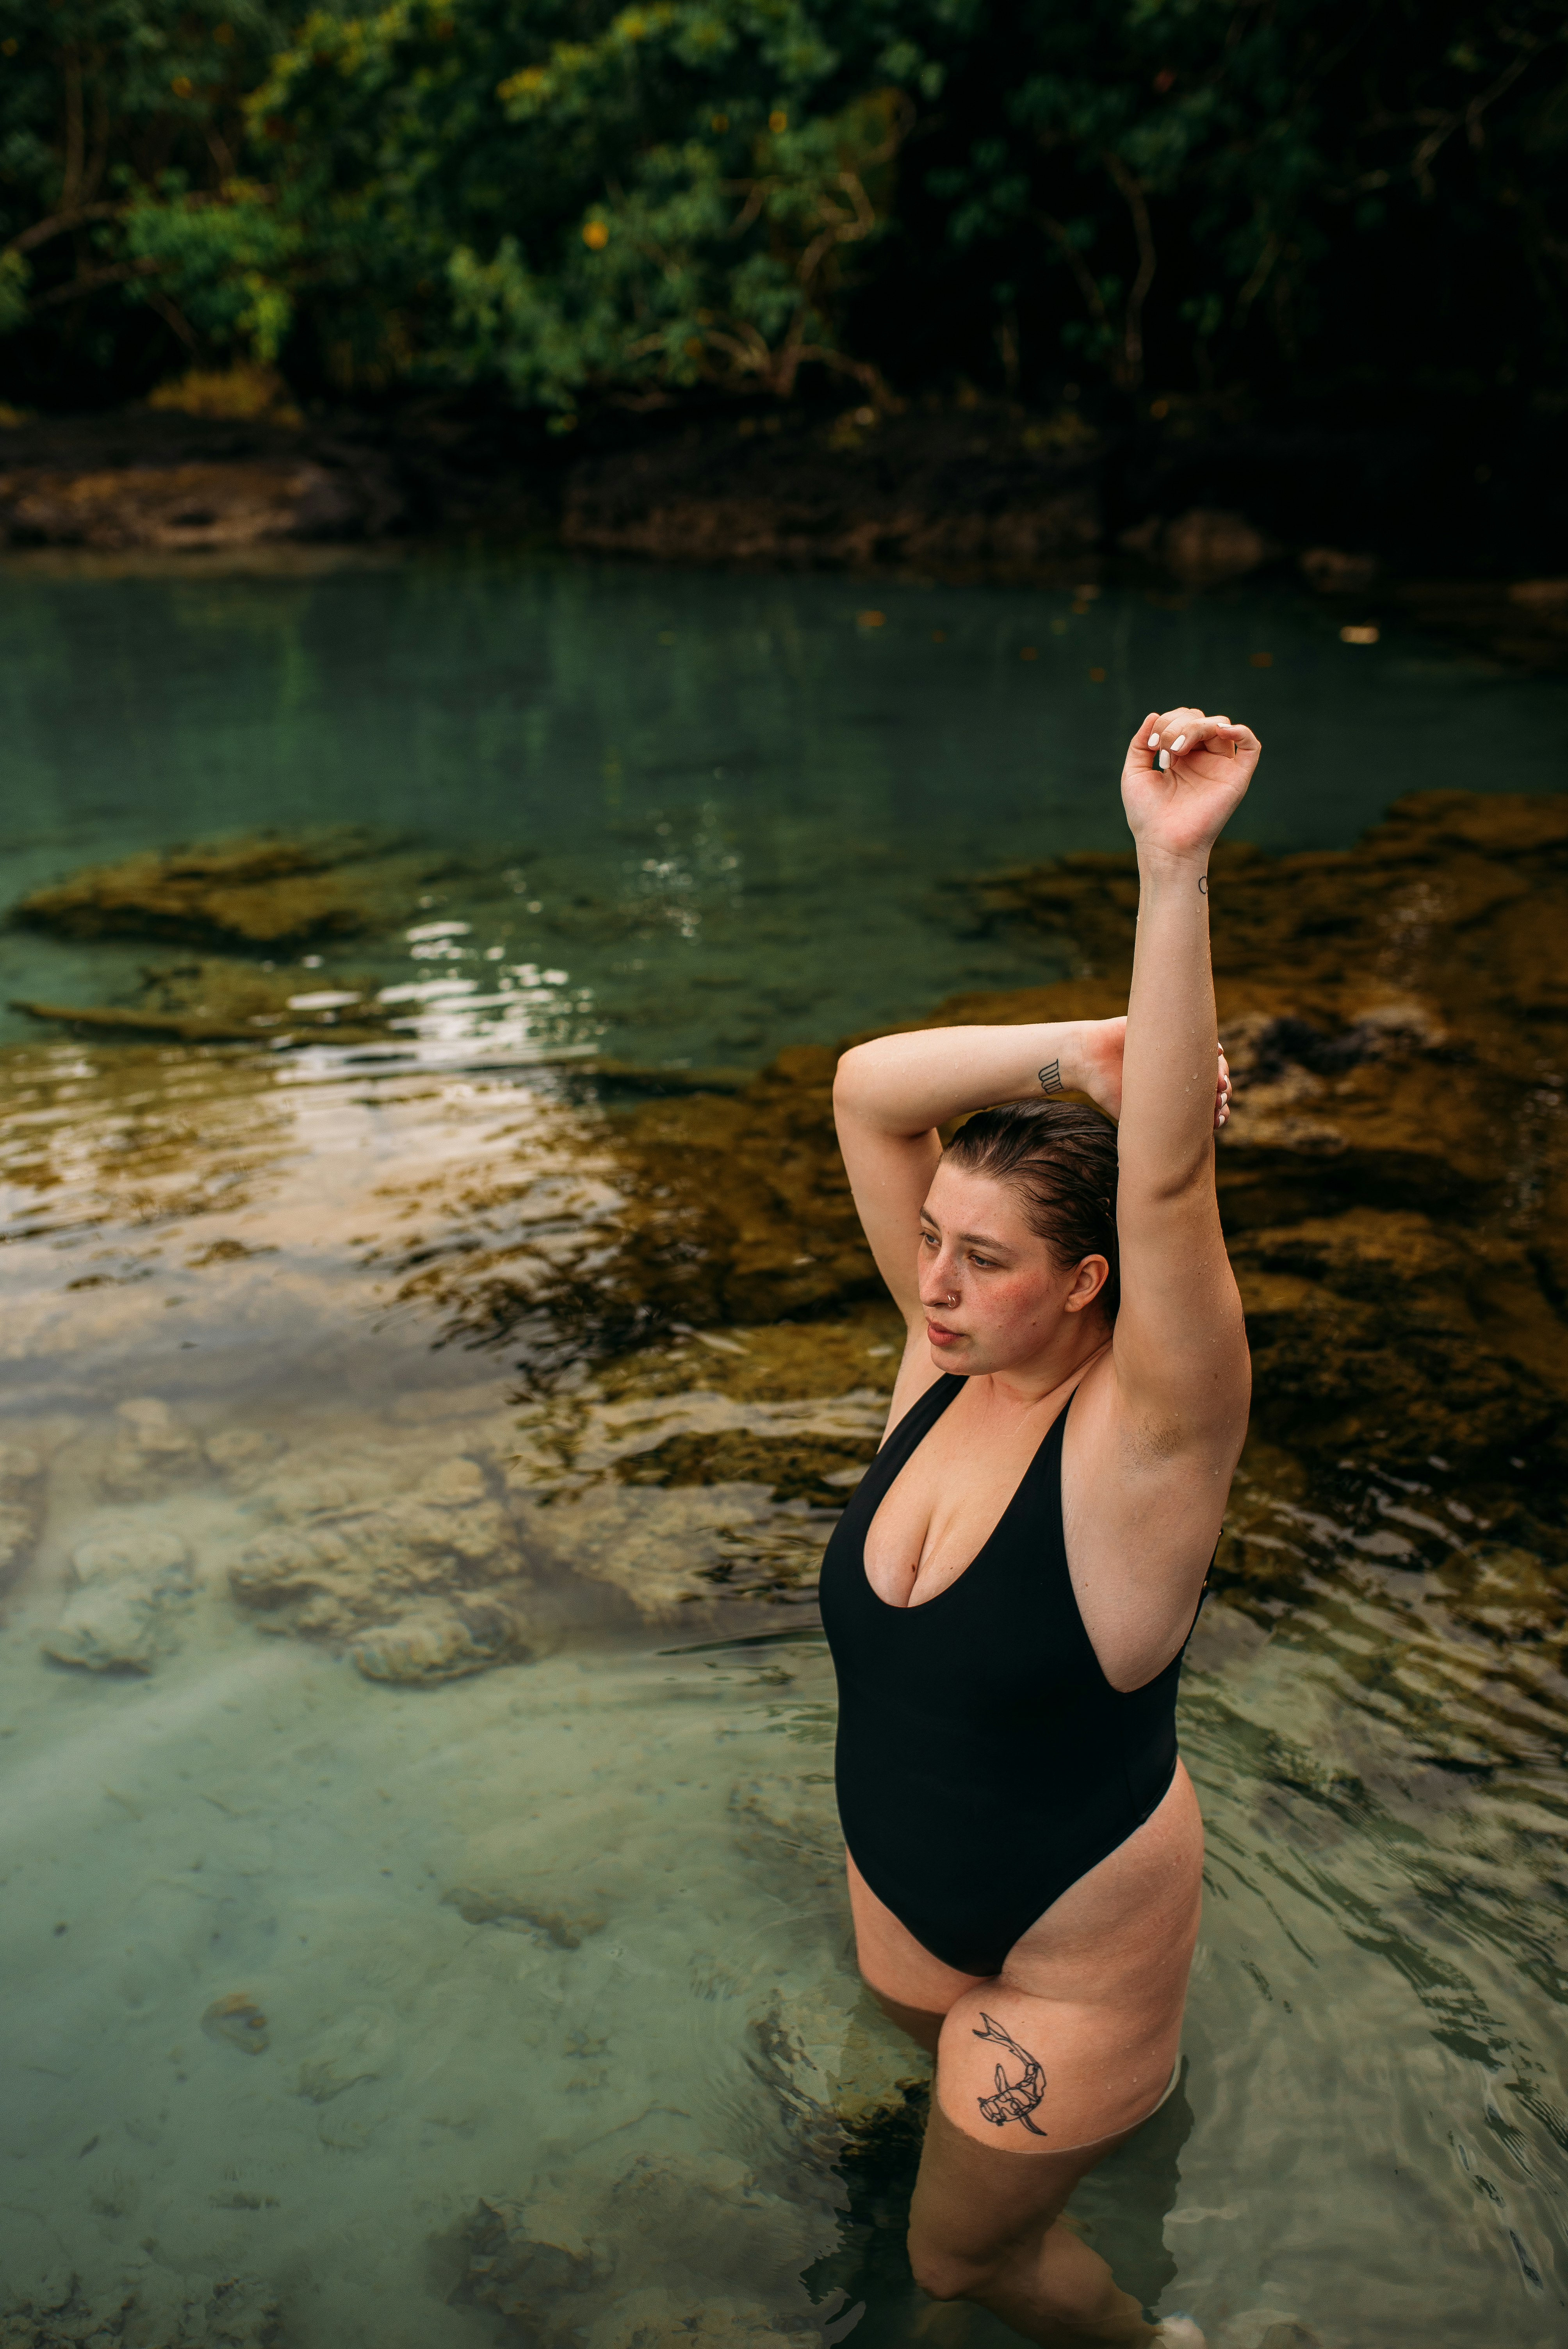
822;704;1258;2345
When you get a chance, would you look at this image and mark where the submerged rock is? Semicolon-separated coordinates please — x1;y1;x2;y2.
0;1444;45;1594
100;1398;201;1499
0;2274;281;2349
441;1889;606;1944
613;1426;874;1509
16;957;399;1046
462;2152;823;2347
348;1595;531;1683
205;1428;288;1486
230;1449;538;1677
201;1993;270;2055
12;829;452;950
43;1523;194;1674
748;1983;928;2150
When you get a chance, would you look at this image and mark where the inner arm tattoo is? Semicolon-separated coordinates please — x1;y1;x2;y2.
1037;1059;1064;1097
973;2012;1048;2136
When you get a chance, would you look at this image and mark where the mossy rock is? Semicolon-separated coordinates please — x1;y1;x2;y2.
615;1426;876;1508
11;827;456;948
14;955;398;1044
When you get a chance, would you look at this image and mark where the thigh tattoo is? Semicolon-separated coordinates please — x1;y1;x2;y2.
973;2013;1048;2137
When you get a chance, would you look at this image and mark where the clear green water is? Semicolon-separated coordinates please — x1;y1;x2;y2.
0;556;1565;2349
4;554;1566;1065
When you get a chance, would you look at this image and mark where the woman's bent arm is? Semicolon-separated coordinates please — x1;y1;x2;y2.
1113;706;1256;1456
834;1020;1126;1323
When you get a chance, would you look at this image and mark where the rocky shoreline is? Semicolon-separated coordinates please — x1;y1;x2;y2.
2;400;1565;671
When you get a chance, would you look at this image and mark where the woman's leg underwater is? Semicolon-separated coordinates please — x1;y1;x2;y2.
909;2097;1167;2347
904;1775;1204;2345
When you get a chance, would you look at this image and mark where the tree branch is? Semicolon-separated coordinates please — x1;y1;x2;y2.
1102;150;1156;385
31;257;159;310
11;203;120;255
1034;211;1110;327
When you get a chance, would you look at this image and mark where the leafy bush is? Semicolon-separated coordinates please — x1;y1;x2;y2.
1;0;1564;414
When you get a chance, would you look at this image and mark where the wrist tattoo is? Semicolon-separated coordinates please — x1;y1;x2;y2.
1198;875;1208;896
1038;1060;1064;1097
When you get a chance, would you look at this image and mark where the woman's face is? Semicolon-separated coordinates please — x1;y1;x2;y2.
917;1158;1108;1375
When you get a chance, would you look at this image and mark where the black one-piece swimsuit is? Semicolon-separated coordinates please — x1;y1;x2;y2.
818;1373;1188;1979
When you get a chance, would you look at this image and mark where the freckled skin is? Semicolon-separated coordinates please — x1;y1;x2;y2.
917;1158;1110;1389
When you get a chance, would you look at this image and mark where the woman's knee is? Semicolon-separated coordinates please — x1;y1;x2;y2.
907;2224;994;2303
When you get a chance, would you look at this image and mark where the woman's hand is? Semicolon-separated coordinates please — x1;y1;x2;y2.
1122;706;1260;862
1074;1016;1231;1129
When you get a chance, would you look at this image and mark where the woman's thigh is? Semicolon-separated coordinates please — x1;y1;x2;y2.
935;1769;1204;2153
845;1847;985;2016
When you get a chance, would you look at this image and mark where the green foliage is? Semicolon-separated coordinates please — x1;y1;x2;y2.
0;0;287;397
0;0;1565;413
227;0;933;401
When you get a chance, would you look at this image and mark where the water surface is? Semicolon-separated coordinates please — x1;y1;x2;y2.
0;557;1565;2349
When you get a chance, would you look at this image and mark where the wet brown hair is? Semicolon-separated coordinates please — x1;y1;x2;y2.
942;1102;1120;1320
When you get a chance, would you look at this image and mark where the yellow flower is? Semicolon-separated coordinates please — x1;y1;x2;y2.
582;219;610;250
710;112;728;132
768;109;787;133
171;74;195;97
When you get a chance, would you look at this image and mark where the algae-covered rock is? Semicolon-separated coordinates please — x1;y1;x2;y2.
15;957;399;1046
951;793;1568;1492
614;1426;874;1508
394;1043;880;1361
12;829;451;950
1436;1543;1568;1649
962;788;1568;1016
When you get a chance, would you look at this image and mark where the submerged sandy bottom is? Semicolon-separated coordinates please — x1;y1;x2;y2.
1;1049;1564;2347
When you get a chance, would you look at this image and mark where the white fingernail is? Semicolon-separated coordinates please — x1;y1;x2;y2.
1147;733;1160;748
1172;733;1187;751
1158;749;1170;769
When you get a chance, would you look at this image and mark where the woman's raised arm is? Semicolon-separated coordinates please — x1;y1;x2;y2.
1112;705;1256;1454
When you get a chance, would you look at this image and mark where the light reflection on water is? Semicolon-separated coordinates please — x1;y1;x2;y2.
0;560;1565;2346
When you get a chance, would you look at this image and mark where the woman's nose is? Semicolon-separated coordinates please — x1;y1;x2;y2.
921;1252;959;1299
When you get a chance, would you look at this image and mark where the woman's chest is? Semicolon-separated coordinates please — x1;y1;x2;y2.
861;1410;1052;1607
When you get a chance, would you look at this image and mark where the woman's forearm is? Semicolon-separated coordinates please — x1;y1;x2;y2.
834;1020;1108;1136
1119;850;1222;1201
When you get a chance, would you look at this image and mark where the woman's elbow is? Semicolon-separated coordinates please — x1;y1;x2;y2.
832;1041;880;1112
